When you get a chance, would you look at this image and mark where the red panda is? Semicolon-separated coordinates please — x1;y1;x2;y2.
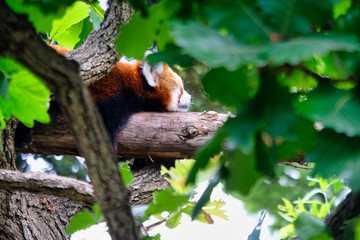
15;44;192;148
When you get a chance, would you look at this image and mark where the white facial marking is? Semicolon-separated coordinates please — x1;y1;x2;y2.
178;90;192;112
142;62;164;87
168;88;181;112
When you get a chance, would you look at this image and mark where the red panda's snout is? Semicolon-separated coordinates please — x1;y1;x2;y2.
142;62;192;112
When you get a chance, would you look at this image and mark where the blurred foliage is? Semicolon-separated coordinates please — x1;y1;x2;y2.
4;0;360;239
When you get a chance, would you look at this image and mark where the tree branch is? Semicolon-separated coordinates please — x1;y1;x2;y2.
64;0;133;86
0;169;95;207
325;191;360;239
19;111;228;160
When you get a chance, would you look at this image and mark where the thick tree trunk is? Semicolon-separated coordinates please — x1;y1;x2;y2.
0;191;85;240
0;0;139;239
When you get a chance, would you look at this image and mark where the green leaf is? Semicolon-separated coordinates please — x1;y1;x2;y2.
295;85;360;137
201;0;270;42
146;44;195;68
333;0;352;19
166;212;182;229
142;234;161;240
66;210;97;235
116;0;180;59
266;35;360;66
255;131;275;177
143;189;189;220
0;58;50;127
308;130;360;191
258;0;333;35
53;21;83;50
192;169;222;220
187;129;228;184
118;162;134;187
294;213;332;240
224;149;262;195
203;200;228;221
5;0;73;33
202;67;259;108
49;2;91;41
170;21;265;70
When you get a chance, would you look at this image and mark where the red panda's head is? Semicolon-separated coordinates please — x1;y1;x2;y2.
141;62;192;112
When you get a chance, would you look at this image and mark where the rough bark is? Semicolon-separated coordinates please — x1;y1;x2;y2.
0;1;139;239
325;191;360;239
64;0;133;85
0;190;85;240
0;169;95;207
19;111;228;160
1;118;18;170
0;167;169;207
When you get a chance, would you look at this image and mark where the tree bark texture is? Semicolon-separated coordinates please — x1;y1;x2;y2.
0;190;85;240
0;167;169;207
325;191;360;239
19;111;228;160
0;1;139;239
1;118;18;170
65;0;133;86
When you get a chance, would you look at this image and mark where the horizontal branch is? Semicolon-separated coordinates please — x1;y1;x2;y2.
0;169;94;206
0;167;169;206
20;111;229;160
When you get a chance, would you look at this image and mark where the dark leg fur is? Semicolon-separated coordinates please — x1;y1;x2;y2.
14;122;33;149
96;92;142;145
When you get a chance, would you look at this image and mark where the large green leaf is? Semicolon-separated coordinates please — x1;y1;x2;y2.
224;149;262;195
5;0;73;33
258;0;333;35
294;213;333;240
295;85;360;137
49;2;90;41
308;130;360;191
170;21;266;70
200;0;270;42
0;58;50;127
115;0;180;59
202;67;259;108
266;35;360;66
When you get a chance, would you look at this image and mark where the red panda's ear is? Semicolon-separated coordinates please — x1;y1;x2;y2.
141;62;164;87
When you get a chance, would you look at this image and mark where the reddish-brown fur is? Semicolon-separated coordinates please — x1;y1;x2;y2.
49;44;173;108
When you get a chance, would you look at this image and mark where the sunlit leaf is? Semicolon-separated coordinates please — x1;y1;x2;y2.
203;200;229;221
166;212;182;229
118;162;134;187
66;210;97;235
49;2;90;41
116;0;180;59
143;189;189;220
0;58;50;127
